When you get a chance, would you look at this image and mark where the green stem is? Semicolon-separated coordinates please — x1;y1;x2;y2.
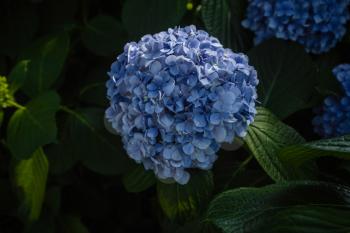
60;105;75;115
8;100;25;109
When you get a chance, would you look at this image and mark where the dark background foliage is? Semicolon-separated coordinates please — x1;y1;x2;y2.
1;0;350;233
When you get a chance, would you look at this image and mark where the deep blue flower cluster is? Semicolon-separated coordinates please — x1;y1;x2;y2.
105;25;258;184
242;0;350;54
334;64;350;96
313;64;350;137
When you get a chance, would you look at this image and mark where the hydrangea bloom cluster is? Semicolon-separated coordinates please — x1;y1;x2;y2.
334;64;350;96
105;25;258;184
242;0;350;54
313;64;350;137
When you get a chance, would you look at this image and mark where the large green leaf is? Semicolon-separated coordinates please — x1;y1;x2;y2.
59;107;132;175
279;135;350;167
266;206;350;233
82;15;127;56
201;0;231;47
14;148;48;221
8;60;30;94
122;165;156;193
79;64;109;107
207;181;350;233
45;141;78;175
7;91;60;159
244;107;305;182
248;39;317;119
157;171;213;221
79;82;107;107
19;33;69;97
201;0;250;51
122;0;187;39
79;63;110;108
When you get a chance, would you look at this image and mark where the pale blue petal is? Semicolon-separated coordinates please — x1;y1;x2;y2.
182;143;195;155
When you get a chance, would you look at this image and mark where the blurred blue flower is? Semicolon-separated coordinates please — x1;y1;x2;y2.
242;0;350;54
333;64;350;96
313;64;350;137
105;25;258;184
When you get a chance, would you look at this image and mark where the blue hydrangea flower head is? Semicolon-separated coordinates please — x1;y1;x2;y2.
105;25;258;184
242;0;350;54
313;64;350;137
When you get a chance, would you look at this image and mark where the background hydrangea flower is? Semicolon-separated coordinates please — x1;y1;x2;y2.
313;64;350;137
333;64;350;96
242;0;350;54
105;25;258;184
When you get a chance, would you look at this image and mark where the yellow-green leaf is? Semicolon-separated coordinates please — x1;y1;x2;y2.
14;148;49;221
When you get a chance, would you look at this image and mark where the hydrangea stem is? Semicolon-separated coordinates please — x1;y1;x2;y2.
7;100;25;109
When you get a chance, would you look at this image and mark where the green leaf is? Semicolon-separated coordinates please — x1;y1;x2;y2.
122;0;187;39
19;33;70;97
207;181;350;233
79;64;109;107
201;0;231;47
7;91;60;159
201;0;250;51
79;82;107;107
244;107;305;182
60;107;132;175
228;0;252;52
279;135;350;167
122;165;156;193
14;148;48;221
157;171;213;221
0;2;38;57
8;60;30;94
45;140;79;175
82;15;127;56
248;39;317;119
266;206;350;233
